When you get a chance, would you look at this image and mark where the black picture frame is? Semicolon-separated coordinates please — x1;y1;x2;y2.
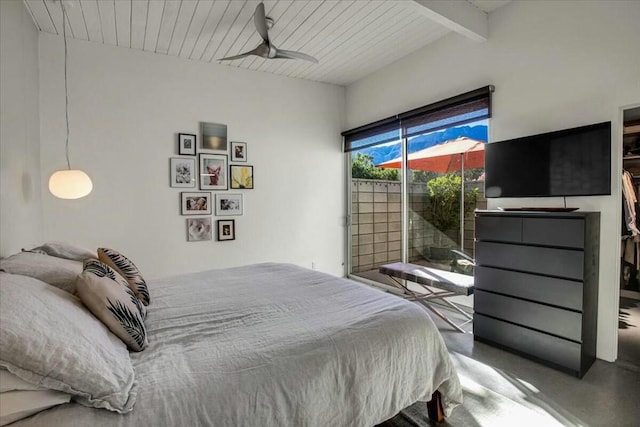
178;133;197;155
217;219;235;241
181;192;212;215
230;165;254;189
199;154;228;191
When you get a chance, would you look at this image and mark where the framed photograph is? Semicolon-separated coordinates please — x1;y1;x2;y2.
230;165;254;189
186;217;212;242
178;133;196;155
181;192;212;215
170;157;196;188
200;122;228;153
230;141;247;162
215;193;243;216
199;154;228;190
217;219;235;241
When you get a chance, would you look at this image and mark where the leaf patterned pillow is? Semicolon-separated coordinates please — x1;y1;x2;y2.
97;248;150;306
76;259;148;352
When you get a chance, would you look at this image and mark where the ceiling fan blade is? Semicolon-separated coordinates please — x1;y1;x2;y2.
254;2;270;44
275;49;318;63
218;43;270;61
218;52;255;61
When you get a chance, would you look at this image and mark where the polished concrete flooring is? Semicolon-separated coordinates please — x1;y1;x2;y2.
410;306;640;426
359;272;640;426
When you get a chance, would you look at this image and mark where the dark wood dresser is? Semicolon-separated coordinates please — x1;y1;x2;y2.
473;210;600;378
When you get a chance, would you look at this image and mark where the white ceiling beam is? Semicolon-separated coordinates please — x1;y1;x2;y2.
408;0;488;42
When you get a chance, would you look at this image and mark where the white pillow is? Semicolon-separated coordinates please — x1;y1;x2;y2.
28;242;95;262
0;272;138;413
0;390;71;426
0;251;81;294
0;369;44;392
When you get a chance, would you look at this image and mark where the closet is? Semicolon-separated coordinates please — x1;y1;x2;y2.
622;109;640;300
619;106;640;370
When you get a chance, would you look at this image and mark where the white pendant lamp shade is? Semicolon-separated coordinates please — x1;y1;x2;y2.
48;169;93;199
49;1;92;200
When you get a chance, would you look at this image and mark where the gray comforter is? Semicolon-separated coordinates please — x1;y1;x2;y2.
15;263;463;426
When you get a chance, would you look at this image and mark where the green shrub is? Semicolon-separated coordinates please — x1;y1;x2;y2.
427;173;479;233
351;153;400;181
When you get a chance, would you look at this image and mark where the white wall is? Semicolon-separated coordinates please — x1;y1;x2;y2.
346;0;640;361
38;33;346;278
0;0;43;257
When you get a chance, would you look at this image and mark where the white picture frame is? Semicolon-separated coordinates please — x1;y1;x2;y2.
230;141;247;162
170;157;196;188
215;193;243;216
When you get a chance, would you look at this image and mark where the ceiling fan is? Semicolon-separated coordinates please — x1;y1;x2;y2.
218;2;318;63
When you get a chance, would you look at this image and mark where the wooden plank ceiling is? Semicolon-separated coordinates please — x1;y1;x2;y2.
24;0;510;86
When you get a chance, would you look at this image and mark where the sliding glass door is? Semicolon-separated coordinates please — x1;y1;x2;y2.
344;87;492;284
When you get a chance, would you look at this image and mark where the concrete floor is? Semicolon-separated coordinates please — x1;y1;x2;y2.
360;271;640;426
417;305;640;426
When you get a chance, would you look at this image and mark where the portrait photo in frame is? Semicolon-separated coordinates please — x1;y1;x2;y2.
178;133;196;155
217;219;235;241
199;154;228;191
230;165;254;189
186;217;212;242
215;193;243;216
230;141;247;162
200;122;228;153
170;157;196;188
181;192;212;215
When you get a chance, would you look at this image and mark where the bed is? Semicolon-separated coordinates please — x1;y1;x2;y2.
1;249;462;426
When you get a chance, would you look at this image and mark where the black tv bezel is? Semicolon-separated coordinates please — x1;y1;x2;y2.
484;121;612;198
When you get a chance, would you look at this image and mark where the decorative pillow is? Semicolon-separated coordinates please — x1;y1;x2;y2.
0;251;81;294
98;248;150;306
28;242;96;262
0;390;71;426
0;272;138;413
76;260;148;351
84;259;147;320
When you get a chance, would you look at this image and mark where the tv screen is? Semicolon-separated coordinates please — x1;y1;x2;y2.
485;121;611;198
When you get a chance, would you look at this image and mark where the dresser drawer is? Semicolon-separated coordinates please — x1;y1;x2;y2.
475;241;584;280
474;290;582;341
474;314;581;374
522;218;585;248
475;215;522;243
474;266;583;311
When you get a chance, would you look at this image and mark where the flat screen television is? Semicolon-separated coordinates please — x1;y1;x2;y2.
485;121;611;198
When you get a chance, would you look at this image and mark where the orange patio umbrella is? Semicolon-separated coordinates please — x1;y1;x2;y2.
376;137;485;173
376;137;486;251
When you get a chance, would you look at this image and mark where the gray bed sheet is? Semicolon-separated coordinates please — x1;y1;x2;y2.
15;263;462;426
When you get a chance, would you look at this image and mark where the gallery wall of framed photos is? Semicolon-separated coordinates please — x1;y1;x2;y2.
170;124;252;242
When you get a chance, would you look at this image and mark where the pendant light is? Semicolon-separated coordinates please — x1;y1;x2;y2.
48;0;92;199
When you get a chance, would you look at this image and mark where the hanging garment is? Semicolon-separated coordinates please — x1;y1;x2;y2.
622;170;640;237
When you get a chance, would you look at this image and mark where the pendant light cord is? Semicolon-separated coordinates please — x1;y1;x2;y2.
61;1;70;170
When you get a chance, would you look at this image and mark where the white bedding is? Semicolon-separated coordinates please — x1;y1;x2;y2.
13;263;462;426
